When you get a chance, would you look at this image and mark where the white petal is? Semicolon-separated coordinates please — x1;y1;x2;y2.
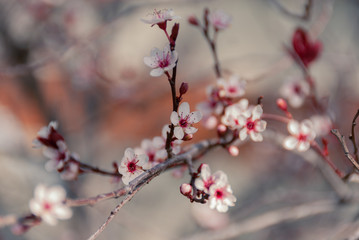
47;186;66;203
252;105;263;120
287;120;300;135
283;136;298;150
53;205;72;220
239;128;248;141
34;184;47;200
170;112;179;125
237;98;249;110
185;126;198;135
178;102;190;117
250;131;263;142
124;148;135;160
29;199;43;216
153;136;165;148
195;179;205;190
301;120;314;135
174;127;184;140
297;141;310;152
143;56;157;68
42;213;58;226
199;164;211;180
150;68;164;77
255;120;267;132
188;111;203;124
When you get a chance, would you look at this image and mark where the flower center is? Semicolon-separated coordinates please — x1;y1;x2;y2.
43;202;52;211
127;160;138;173
246;121;255;130
294;84;302;94
214;189;224;199
179;119;188;128
148;152;155;162
298;133;307;142
228;86;237;93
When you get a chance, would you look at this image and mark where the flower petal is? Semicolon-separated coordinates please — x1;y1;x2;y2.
178;102;190;117
188;111;203;124
287;120;300;135
170;112;179;125
283;136;298;150
174;127;184;140
150;68;164;77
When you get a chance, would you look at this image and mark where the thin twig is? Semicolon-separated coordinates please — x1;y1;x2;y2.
184;199;335;240
87;187;141;240
331;129;359;172
269;0;312;21
349;110;359;162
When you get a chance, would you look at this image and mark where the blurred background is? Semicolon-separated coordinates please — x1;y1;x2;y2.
1;0;359;239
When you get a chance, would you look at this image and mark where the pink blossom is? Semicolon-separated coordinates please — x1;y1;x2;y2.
43;140;70;171
171;102;202;140
221;98;249;129
208;181;236;213
195;164;228;194
238;105;267;142
195;164;236;212
29;184;72;226
119;148;150;185
283;120;316;152
280;78;310;108
217;75;246;98
180;183;192;196
144;45;178;77
141;9;180;28
310;115;332;137
208;10;232;31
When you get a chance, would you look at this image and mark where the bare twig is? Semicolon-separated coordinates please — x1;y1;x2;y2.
184;199;335;240
349;110;359;162
270;0;312;21
87;187;141;240
331;129;359;172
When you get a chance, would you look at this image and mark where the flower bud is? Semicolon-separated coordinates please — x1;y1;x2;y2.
179;82;189;95
180;183;192;196
183;134;193;141
188;16;199;26
217;124;227;136
170;23;180;43
228;145;239;156
276;98;288;112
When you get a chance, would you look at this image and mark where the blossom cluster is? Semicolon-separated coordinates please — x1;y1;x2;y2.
33;122;80;180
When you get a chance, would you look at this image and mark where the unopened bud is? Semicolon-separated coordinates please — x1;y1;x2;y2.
276;98;288;112
204;8;209;29
188;16;199;26
180;183;192;196
197;163;207;173
179;82;189;95
228;145;239;156
217;124;227;135
183;134;193;141
170;23;180;44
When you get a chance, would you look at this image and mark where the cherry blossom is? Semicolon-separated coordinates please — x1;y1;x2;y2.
180;183;192;196
310;115;333;137
221;98;249;129
208;181;236;213
119;148;150;185
43;140;70;171
195;164;236;212
195;164;228;194
280;78;310;108
292;28;322;67
238;105;267;142
144;45;178;77
171;102;202;140
217;75;246;99
29;184;72;226
141;9;180;29
283;119;316;152
32;121;63;149
208;10;232;31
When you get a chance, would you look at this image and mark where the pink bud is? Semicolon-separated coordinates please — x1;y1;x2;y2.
179;82;189;95
276;98;288;112
170;23;180;44
217;124;227;135
183;134;193;141
188;16;199;26
228;146;239;156
180;183;192;196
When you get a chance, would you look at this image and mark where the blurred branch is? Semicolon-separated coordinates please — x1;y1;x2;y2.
349;110;359;162
331;129;359;172
184;199;335;240
269;0;312;21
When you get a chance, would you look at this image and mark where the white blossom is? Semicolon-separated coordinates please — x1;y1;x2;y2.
119;148;150;185
283;119;316;152
144;45;178;77
221;98;249;129
141;9;180;26
29;184;72;225
208;10;232;30
170;102;202;140
280;78;310;108
237;105;267;142
217;75;246;98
